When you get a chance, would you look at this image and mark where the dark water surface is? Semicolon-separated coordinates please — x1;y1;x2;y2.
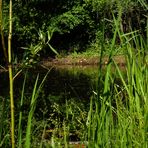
0;65;98;96
0;65;99;117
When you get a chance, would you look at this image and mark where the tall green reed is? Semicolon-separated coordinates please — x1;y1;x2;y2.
87;35;147;147
7;0;15;147
87;2;147;147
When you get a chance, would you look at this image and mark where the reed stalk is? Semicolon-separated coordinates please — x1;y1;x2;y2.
8;0;15;147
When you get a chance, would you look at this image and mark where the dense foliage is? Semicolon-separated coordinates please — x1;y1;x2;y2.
1;0;147;63
0;0;148;147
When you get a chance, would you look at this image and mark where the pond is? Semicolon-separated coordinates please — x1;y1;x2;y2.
0;65;128;146
0;64;126;146
1;58;147;147
0;65;100;102
0;65;102;143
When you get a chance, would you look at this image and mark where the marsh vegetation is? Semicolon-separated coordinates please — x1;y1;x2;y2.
0;0;148;147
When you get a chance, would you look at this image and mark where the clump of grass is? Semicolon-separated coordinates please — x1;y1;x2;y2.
86;8;148;147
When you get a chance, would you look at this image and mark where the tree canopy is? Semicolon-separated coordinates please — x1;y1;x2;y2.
1;0;147;62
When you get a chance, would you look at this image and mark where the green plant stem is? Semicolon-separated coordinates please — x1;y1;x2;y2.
8;65;15;148
8;0;15;148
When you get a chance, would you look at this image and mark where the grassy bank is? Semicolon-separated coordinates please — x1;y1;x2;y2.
42;54;128;68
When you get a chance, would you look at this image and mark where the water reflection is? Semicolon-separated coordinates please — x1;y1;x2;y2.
0;65;99;115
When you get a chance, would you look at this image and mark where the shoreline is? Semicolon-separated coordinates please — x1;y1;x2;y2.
41;55;126;67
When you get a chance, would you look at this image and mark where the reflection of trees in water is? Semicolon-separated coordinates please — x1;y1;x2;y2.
1;67;94;119
43;68;93;99
35;67;94;119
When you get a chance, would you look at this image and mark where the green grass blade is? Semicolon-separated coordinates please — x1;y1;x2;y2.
25;70;50;148
17;72;27;148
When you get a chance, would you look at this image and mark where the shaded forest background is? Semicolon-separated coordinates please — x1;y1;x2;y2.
1;0;147;64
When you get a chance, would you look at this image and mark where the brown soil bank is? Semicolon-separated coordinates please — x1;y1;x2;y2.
42;55;126;67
